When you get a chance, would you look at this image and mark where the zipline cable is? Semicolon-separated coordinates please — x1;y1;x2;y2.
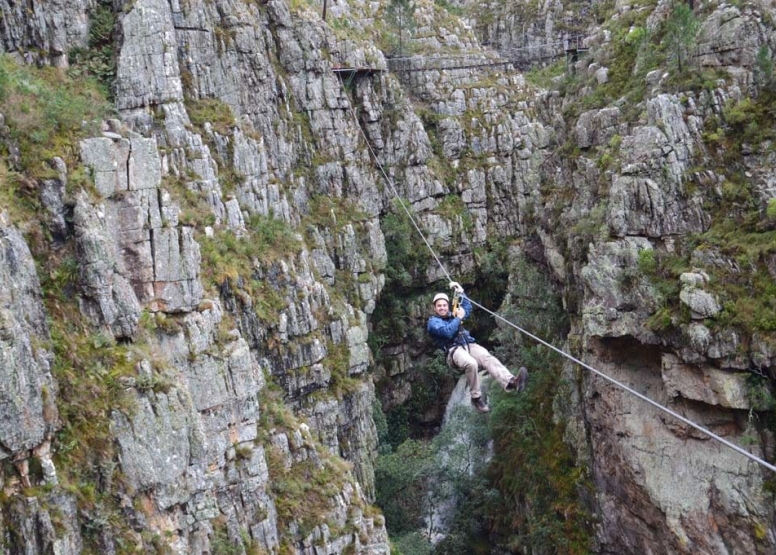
468;297;776;473
337;74;453;285
336;74;776;474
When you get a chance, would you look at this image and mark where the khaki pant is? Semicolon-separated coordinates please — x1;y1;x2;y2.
448;343;514;399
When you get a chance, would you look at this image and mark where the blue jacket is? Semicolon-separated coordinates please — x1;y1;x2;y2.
427;295;476;351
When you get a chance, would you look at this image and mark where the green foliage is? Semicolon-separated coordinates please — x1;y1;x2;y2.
687;208;776;333
384;0;416;56
368;200;428;359
564;204;609;263
0;161;43;223
196;218;301;324
747;373;776;411
435;195;473;238
0;55;112;179
486;346;594;553
471;242;509;310
287;0;313;12
268;447;353;537
327;341;362;397
247;214;301;256
49;325;136;480
260;382;366;540
373;398;391;454
375;439;433;534
198;217;301;285
163;173;217;227
303;195;369;234
210;524;241;555
476;254;592;552
391;532;433;555
720;93;776;148
185;97;236;136
646;305;674;332
433;0;463;17
381;200;427;288
219;166;246;197
563;7;656;119
384;403;412;448
637;248;658;274
633;245;686;332
40;272;175;551
376;351;456;450
68;0;117;97
524;60;567;89
767;199;776;221
424;403;494;553
756;45;774;89
663;2;700;75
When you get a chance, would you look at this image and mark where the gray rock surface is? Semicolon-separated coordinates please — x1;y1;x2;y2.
0;0;90;67
40;157;68;241
679;271;722;319
115;0;183;110
0;216;58;461
581;238;660;344
3;0;776;553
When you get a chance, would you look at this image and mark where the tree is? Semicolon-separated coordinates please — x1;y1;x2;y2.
756;45;774;90
375;439;433;533
386;0;416;57
664;2;700;74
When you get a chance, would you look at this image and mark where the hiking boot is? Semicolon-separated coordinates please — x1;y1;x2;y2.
506;367;529;393
471;396;490;413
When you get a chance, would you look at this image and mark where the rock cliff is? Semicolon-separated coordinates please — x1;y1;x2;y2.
0;0;775;553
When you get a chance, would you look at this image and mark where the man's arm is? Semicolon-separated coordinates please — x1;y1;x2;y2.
427;316;461;339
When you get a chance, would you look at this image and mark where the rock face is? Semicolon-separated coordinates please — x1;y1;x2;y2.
0;0;90;67
0;0;390;552
542;1;776;552
0;216;58;459
1;0;776;553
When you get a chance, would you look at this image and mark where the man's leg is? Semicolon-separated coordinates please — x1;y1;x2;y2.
450;347;482;400
467;344;514;390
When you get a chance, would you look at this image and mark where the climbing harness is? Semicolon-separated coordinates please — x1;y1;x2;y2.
335;74;776;474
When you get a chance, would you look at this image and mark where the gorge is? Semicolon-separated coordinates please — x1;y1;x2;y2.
1;0;776;553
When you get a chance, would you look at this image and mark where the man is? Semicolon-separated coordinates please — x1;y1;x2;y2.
427;282;528;413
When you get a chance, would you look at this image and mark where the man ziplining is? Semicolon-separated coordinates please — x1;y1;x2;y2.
427;282;529;413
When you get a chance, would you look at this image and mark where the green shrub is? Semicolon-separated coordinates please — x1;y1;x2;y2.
392;532;433;555
185;97;236;136
524;60;567;89
0;55;112;178
375;439;432;534
637;249;657;274
756;45;774;89
487;346;594;554
68;0;116;97
767;199;776;221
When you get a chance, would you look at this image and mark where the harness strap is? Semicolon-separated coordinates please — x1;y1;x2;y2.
445;330;471;366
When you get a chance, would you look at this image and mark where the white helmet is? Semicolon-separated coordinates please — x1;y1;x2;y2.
432;293;449;305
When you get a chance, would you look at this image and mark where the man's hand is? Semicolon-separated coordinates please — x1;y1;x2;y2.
449;281;464;294
454;307;466;319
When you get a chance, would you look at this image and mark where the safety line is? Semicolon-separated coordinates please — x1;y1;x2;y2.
335;74;776;474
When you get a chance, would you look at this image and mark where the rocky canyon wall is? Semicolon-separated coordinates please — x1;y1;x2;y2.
0;0;775;553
